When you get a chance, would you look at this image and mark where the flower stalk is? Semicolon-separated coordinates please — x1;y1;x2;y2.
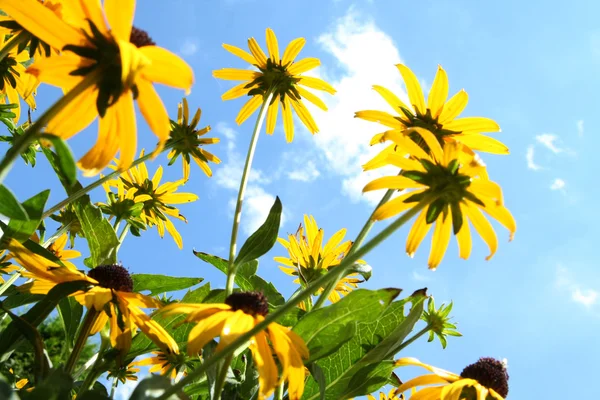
0;68;102;185
213;353;234;400
156;195;434;400
225;92;274;296
65;308;99;374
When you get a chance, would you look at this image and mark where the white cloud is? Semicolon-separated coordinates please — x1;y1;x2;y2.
572;288;598;307
412;270;431;282
179;38;198;57
213;123;285;235
113;379;139;400
550;178;565;191
535;134;563;154
577;120;584;137
526;146;541;171
301;10;408;205
288;160;320;182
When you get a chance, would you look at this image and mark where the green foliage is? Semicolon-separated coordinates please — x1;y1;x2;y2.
0;116;40;168
421;297;462;349
131;274;204;296
0;189;50;243
0;184;27;220
39;134;77;187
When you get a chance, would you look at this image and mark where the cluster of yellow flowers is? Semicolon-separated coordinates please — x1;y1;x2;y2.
0;0;514;399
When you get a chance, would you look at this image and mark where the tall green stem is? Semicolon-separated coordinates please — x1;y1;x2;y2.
350;188;395;256
65;308;98;374
41;139;182;219
225;92;273;296
396;325;431;353
213;354;234;400
0;69;101;186
156;196;433;400
0;31;29;62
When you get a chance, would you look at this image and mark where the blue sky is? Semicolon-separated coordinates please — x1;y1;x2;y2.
3;0;600;398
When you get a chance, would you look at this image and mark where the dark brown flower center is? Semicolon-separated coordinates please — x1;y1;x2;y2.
460;357;509;398
130;26;156;48
88;264;133;292
225;291;269;317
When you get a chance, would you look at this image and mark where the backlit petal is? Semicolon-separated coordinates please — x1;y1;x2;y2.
282;37;305;65
456;213;472;259
222;43;257;65
266;100;279;134
250;330;278;399
186;311;228;356
428;213;452;270
355;110;402;129
372;84;411;113
452;134;509;155
427;65;449;118
397;64;426;115
283;97;294;142
363;176;425;192
235;95;262;125
290;99;318;134
297;87;327;111
265;28;280;63
46;87;98;140
297;76;336;94
372;190;424;221
247;37;267;67
140;46;194;92
117;92;138;171
443;117;500;134
288;57;320;75
438;90;468;125
406;210;432;257
137;79;170;144
221;81;252;101
464;202;497;260
105;0;135;42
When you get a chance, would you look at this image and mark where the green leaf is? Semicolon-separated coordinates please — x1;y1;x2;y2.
0;280;91;361
234;196;282;267
40;134;77;187
294;289;400;363
131;274;204;296
2;189;50;242
308;363;326;400
57;297;83;349
22;238;65;267
1;306;50;382
301;289;428;400
340;361;396;398
0;290;44;312
0;184;27;220
129;375;182;400
20;369;73;400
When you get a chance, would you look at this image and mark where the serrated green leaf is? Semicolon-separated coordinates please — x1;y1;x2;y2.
0;184;27;220
234;196;282;267
40;134;77;187
2;189;50;242
294;289;400;363
131;274;203;296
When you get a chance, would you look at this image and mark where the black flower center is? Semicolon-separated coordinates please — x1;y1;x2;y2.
88;264;133;292
130;26;155;48
460;357;509;398
225;291;269;317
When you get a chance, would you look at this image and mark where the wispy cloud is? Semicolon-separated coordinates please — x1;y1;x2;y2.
572;288;598;307
287;160;320;182
179;38;199;57
556;266;598;308
412;270;431;282
535;134;563;154
526;146;541;171
577;120;584;137
550;178;565;191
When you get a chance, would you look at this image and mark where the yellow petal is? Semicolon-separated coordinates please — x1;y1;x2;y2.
217;310;255;351
427;65;449;119
82;287;113;311
0;0;85;50
384;154;422;171
438;90;468;125
117;92;138;171
428;213;452;270
372;84;411;114
443;117;501;134
164;218;183;249
397;64;426;115
287;57;320;75
266;100;279;135
137;79;170;144
480;200;516;241
297;76;336;94
355;110;402;129
290;99;318;134
222;43;257;65
247;37;267;67
381;130;429;159
406;210;432;257
283;97;294;142
396;374;451;394
139;46;194;92
455;214;472;260
160;193;199;204
464;202;497;261
296;87;327;111
265;28;280;63
186;311;229;356
249;330;278;399
372;190;424;221
104;0;134;42
46;87;98;140
128;303;180;354
322;228;347;255
78;0;110;36
151;165;163;188
363;176;424;192
119;39;150;88
469;180;504;205
452;134;509;155
282;37;305;65
235;95;262;125
267;324;307;399
406;127;443;162
221;81;252;101
78;102;120;175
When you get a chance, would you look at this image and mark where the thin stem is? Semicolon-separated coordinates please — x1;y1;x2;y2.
349;188;395;256
225;92;273;296
174;368;186;383
65;308;98;374
311;269;344;310
110;377;118;399
274;381;284;400
0;31;29;61
41;139;183;219
76;333;110;396
116;223;130;254
396;325;431;353
156;196;433;400
0;68;101;186
212;353;234;400
73;353;98;380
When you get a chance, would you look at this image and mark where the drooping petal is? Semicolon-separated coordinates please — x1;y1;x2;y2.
105;0;135;42
268;324;307;400
217;310;255;351
452;134;509;155
164;218;183;249
117;92;138;171
78;104;120;175
139;46;194;92
222;43;257;65
297;76;336;94
235;95;262;125
438;90;468;125
137;79;170;145
455;213;472;259
265;28;280;63
464;202;497;260
283;97;294;142
372;190;425;221
128;303;179;354
469;180;504;205
396;374;452;394
221;81;252;101
186;311;229;356
249;330;278;399
282;37;305;65
118;39;150;88
428;213;452;270
45;87;99;140
480;199;516;241
427;65;449;119
397;64;426;115
290;99;318;134
406;210;432;257
266;100;279;135
296;87;327;111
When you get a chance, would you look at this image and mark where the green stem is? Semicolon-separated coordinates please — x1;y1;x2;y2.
225;92;273;296
396;324;431;353
115;223;130;254
110;377;118;399
0;31;29;61
0;68;101;186
156;196;433;400
65;308;98;374
312;269;345;310
41;139;183;220
350;188;395;256
274;381;284;400
75;332;110;396
212;354;234;400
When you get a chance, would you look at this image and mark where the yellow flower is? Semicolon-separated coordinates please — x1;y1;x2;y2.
132;350;191;380
107;362;140;384
0;0;194;174
367;389;404;400
363;129;515;270
394;357;508;400
0;0;64;57
110;155;198;249
161;292;309;400
42;233;81;270
7;239;179;356
275;215;364;308
167;98;221;181
355;64;507;166
213;28;335;142
0;35;37;122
